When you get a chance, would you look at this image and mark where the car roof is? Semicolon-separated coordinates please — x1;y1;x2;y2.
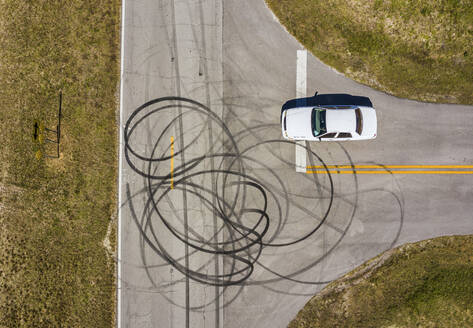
324;108;357;133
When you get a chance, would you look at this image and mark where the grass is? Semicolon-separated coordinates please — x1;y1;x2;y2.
288;235;473;328
266;0;473;104
0;0;120;327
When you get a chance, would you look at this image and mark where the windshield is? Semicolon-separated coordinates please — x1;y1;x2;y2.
312;109;326;136
355;108;363;135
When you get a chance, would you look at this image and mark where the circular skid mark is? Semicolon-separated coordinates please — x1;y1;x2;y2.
122;97;403;305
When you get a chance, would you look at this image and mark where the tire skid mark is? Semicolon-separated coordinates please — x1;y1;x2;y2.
123;96;404;310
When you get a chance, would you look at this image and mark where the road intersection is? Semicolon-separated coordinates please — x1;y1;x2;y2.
118;1;473;327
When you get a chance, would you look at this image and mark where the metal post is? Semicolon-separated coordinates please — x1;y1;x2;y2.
57;91;62;158
33;91;63;159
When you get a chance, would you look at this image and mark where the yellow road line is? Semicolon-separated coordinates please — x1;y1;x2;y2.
307;170;473;175
307;165;473;169
170;136;174;189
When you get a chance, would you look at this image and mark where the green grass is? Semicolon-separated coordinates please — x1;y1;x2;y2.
0;0;120;327
266;0;473;104
289;235;473;328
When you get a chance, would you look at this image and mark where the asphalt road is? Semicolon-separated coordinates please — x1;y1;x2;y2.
118;0;473;327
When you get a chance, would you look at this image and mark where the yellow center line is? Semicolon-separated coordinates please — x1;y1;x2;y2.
307;170;473;175
307;165;473;169
170;136;174;189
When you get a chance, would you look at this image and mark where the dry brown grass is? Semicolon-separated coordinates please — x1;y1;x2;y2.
289;235;473;328
266;0;473;104
0;0;120;326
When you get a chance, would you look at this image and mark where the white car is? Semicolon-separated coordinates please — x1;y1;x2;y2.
281;105;377;141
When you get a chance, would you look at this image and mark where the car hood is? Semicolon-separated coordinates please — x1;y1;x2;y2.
360;106;377;137
285;107;313;139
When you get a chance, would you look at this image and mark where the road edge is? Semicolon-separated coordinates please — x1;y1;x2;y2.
117;0;126;325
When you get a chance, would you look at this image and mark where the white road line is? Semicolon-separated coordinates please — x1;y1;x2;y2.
117;0;126;326
295;50;307;173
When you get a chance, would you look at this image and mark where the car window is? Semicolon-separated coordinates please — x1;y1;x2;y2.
355;108;363;135
337;132;352;138
320;105;355;110
312;109;327;137
319;132;336;139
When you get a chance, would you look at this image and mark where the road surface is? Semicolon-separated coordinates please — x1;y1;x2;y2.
118;0;473;327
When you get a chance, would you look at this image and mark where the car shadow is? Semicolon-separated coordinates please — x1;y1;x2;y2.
281;93;373;115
